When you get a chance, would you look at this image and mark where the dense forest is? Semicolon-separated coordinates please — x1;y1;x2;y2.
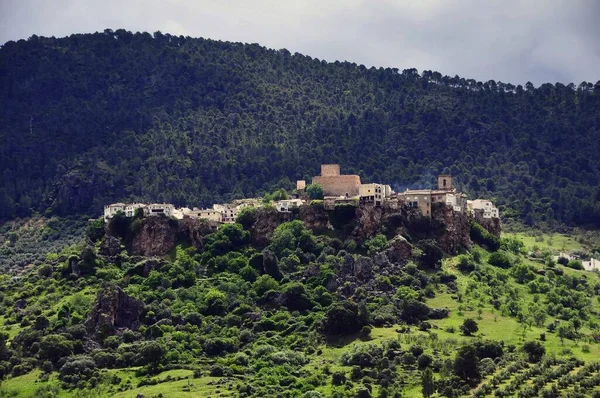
1;29;600;227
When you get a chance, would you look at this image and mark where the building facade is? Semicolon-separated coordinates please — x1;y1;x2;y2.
467;199;499;219
104;203;126;221
359;183;393;206
144;203;175;217
275;199;304;213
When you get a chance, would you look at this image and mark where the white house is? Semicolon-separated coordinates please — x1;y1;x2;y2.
144;203;175;218
444;193;467;212
213;203;240;223
198;208;223;222
275;199;304;213
125;203;146;218
104;203;127;221
582;258;600;271
467;199;499;219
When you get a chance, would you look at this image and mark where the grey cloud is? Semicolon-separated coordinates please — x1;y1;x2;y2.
0;0;598;85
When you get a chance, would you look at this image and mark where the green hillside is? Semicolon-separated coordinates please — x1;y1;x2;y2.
0;205;599;397
1;30;600;227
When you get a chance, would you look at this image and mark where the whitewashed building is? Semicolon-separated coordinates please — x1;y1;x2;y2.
275;199;304;213
104;203;127;222
213;203;239;223
199;208;223;222
125;203;146;217
467;199;499;219
583;258;600;271
144;203;175;218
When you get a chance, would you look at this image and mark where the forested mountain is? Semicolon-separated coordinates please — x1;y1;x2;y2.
1;29;600;227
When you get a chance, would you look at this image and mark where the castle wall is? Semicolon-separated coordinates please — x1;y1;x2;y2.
312;175;361;197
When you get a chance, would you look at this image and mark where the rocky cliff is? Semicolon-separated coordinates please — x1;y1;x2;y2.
105;216;216;256
101;202;475;259
430;204;472;254
475;215;502;238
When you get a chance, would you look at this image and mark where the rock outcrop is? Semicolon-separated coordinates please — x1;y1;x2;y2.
475;216;501;238
106;216;216;257
384;235;413;265
298;204;330;232
85;285;144;338
251;207;288;247
129;217;179;256
431;204;472;254
99;235;122;257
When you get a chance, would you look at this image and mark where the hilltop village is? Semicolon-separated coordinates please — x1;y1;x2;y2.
104;164;499;225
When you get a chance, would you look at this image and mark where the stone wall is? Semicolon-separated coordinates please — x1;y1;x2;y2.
312;175;361;197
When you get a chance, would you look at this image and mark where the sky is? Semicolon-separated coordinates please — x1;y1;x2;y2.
1;0;599;86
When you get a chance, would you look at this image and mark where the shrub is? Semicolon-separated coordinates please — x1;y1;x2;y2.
488;251;513;269
38;334;73;363
203;338;237;356
306;184;324;200
282;282;313;311
360;325;372;339
236;206;258;229
460;319;479;336
202;289;228;316
417;354;433;370
566;260;584;270
522;341;545;363
210;364;224;376
322;301;364;336
37;264;53;278
332;371;346;386
364;235;388;255
470;222;500;251
457;255;476;272
254;274;279;296
59;356;97;385
93;350;117;368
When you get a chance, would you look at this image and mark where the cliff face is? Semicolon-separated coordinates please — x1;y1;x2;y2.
107;216;216;256
299;204;330;232
430;204;472;254
104;202;476;258
475;216;501;238
251;207;290;247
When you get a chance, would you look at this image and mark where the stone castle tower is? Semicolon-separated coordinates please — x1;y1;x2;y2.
438;175;453;191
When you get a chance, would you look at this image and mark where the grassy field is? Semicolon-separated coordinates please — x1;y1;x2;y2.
0;368;235;398
502;231;593;253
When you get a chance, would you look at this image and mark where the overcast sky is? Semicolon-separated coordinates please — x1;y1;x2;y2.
1;0;599;86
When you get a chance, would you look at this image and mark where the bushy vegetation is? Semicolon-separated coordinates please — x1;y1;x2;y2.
0;210;599;397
